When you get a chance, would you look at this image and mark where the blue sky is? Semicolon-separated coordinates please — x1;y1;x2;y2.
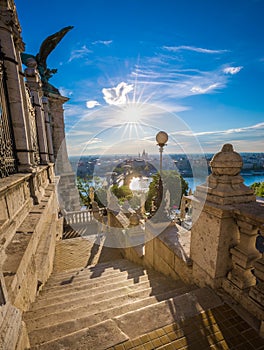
16;0;264;155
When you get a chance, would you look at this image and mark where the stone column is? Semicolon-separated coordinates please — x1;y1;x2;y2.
47;92;80;211
0;5;33;171
47;93;72;174
24;58;49;164
190;144;256;288
42;97;54;162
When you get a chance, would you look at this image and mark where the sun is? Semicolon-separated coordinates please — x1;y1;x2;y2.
118;103;145;123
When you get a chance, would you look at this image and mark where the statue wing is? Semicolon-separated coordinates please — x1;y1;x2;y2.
36;26;74;67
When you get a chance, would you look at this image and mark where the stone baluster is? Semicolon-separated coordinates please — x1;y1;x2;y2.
227;216;261;289
249;226;264;307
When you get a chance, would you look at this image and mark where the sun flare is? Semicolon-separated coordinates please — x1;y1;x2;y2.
118;103;145;123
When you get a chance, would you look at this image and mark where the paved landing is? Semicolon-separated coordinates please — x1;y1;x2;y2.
108;304;264;350
53;236;123;272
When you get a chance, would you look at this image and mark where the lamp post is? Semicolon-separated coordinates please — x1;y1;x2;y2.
153;131;168;219
156;131;168;175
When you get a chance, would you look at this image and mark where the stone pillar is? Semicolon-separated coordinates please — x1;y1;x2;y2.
0;5;33;171
47;92;80;211
24;58;49;164
191;144;256;288
42;97;54;162
47;93;72;174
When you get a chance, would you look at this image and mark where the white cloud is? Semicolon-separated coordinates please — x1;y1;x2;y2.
58;87;73;97
69;45;92;62
190;83;220;94
223;66;243;74
83;137;102;145
102;82;134;105
86;100;100;109
163;45;227;54
92;40;113;46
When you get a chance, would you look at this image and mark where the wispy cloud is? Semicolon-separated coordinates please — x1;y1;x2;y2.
102;82;134;105
86;100;100;109
92;40;113;46
130;59;227;104
190;83;221;94
82;137;103;145
171;122;264;137
223;66;243;74
168;122;264;153
69;45;92;62
162;45;228;54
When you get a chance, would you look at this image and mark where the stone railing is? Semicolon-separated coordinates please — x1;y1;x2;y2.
222;200;264;324
63;209;97;225
62;205;107;239
189;144;264;335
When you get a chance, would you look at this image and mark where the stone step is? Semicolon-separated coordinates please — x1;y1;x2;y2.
44;264;148;289
114;287;224;340
47;258;137;282
36;269;167;300
31;319;129;350
35;273;163;303
27;288;187;346
29;274;184;312
26;286;185;332
28;287;222;349
25;279;188;321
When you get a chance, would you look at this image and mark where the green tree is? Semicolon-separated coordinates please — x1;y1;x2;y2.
111;184;133;203
145;170;188;213
76;176;107;208
250;182;264;197
76;177;90;207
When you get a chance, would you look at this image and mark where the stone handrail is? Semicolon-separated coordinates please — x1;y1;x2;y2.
223;200;264;322
63;208;105;225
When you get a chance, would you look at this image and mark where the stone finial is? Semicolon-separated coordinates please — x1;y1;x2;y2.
24;57;41;81
210;143;243;176
25;57;37;68
129;213;140;226
194;143;255;205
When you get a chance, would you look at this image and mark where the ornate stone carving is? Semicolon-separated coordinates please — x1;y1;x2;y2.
0;47;17;178
25;87;40;165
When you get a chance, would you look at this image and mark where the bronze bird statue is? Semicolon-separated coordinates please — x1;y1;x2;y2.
21;26;74;93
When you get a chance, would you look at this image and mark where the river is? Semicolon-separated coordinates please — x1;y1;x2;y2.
184;174;264;192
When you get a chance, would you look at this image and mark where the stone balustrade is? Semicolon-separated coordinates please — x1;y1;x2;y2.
63;208;105;225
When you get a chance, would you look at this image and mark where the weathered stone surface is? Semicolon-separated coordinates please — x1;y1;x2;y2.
23;258;193;348
114;287;223;339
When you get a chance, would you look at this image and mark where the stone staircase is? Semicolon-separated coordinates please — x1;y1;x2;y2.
23;258;223;349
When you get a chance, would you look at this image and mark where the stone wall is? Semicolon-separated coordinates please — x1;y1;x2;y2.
0;1;75;348
0;165;62;349
122;222;193;285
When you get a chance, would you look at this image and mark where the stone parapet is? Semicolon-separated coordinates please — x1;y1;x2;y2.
2;182;59;311
122;223;193;285
189;144;264;333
